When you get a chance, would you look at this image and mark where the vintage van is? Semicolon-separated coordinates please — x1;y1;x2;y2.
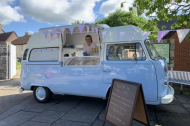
20;24;174;105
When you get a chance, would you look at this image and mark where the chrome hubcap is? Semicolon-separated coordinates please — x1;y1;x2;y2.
36;87;46;100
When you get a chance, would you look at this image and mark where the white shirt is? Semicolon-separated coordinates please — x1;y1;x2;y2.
83;42;97;55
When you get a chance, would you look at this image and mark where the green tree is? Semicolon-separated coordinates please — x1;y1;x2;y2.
122;0;190;29
71;20;84;25
96;9;158;40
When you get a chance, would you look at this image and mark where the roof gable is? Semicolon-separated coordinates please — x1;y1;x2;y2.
0;32;17;41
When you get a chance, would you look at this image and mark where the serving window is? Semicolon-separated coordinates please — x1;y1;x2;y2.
63;56;100;66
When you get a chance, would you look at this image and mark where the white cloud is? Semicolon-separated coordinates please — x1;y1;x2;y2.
99;0;134;17
19;0;101;24
28;31;34;34
0;0;25;25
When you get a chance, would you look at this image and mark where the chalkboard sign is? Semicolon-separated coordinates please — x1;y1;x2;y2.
103;79;149;126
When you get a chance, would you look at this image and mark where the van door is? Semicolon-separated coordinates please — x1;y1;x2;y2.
102;43;158;102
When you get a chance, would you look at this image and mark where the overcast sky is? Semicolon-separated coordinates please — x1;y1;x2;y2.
0;0;134;36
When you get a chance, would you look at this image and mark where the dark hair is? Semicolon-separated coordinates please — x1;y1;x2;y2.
85;35;93;42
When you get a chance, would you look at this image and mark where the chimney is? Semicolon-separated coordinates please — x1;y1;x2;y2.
0;23;2;29
24;32;32;36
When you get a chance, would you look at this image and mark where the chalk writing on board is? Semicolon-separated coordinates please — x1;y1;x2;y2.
110;101;127;112
117;84;129;90
111;97;131;108
116;88;128;95
112;93;133;104
110;106;124;116
108;112;126;126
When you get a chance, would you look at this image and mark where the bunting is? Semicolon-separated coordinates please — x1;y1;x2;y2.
52;29;57;36
43;31;48;38
129;32;136;42
86;26;89;33
69;27;74;35
78;26;84;34
142;32;150;41
177;29;189;43
91;27;94;33
102;31;106;39
96;28;99;35
118;32;125;40
158;31;169;42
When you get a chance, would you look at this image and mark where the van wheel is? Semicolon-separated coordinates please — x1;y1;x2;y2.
33;87;52;103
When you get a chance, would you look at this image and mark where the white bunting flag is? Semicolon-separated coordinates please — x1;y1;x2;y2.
69;27;74;35
96;28;99;35
102;31;106;39
118;32;125;40
91;27;94;33
177;29;189;43
109;32;114;41
86;26;89;33
142;32;151;41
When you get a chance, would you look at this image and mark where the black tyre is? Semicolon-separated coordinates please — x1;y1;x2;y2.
33;86;52;103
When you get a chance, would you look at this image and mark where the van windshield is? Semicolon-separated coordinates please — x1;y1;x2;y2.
145;40;161;60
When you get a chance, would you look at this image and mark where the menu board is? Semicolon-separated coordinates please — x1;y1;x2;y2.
153;43;170;63
103;79;149;126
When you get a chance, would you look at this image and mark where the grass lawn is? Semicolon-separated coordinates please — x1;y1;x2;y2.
16;62;21;70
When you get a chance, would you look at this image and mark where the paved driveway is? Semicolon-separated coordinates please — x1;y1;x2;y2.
0;79;190;126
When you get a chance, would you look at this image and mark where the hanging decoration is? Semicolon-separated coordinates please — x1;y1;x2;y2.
57;33;60;38
69;27;74;35
102;31;106;39
177;29;189;43
91;27;94;33
43;31;48;38
78;26;84;34
142;32;150;41
118;32;125;40
158;31;169;42
96;28;99;35
129;32;136;42
86;26;89;33
52;29;57;36
109;32;114;41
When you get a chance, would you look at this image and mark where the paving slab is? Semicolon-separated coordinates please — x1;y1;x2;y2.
20;121;51;126
62;100;105;123
30;110;65;124
52;119;91;126
0;111;38;126
48;99;81;112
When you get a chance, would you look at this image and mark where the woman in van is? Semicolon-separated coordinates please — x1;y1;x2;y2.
83;35;97;56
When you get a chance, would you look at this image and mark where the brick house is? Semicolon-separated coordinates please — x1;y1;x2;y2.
11;32;32;59
157;20;190;71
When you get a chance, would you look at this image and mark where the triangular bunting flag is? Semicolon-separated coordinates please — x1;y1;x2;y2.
52;29;57;36
61;28;65;35
177;29;189;43
142;32;150;41
109;32;114;41
129;32;136;42
69;27;74;35
96;28;99;35
78;26;84;34
86;26;89;33
118;32;125;40
102;31;106;39
91;27;94;33
43;31;48;38
158;30;169;42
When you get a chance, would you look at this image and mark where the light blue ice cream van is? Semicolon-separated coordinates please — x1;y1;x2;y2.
19;24;174;105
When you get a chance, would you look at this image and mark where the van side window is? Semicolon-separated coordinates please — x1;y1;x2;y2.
29;48;59;61
23;49;28;60
106;43;146;61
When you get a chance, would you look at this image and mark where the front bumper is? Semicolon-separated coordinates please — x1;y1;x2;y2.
161;85;174;104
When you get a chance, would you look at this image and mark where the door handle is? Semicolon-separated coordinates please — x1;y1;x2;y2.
103;69;111;72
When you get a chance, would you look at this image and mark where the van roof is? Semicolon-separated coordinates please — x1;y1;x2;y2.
39;24;110;31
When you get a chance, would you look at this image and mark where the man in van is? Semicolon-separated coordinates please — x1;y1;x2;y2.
83;35;97;56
